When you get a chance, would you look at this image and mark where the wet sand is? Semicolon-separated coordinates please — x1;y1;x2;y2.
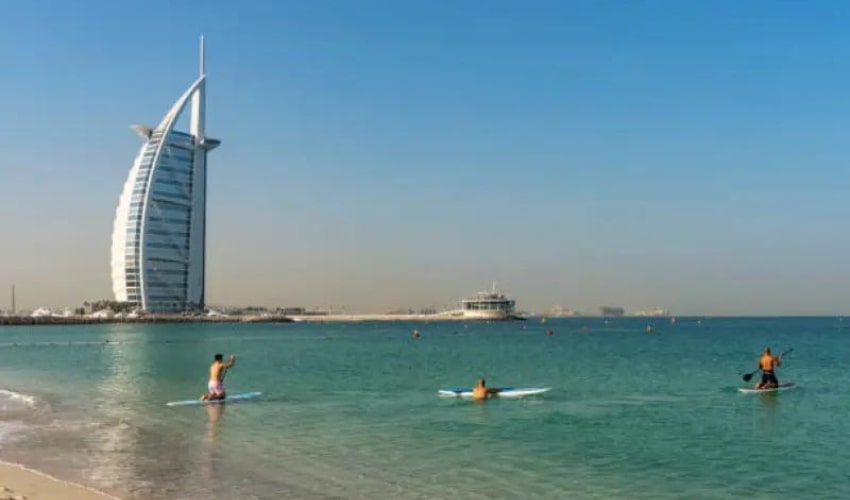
0;462;118;500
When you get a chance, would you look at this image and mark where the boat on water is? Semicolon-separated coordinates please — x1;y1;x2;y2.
460;283;521;320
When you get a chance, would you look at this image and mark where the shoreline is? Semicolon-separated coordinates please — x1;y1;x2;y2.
0;460;119;500
3;313;835;327
0;313;528;325
290;313;529;322
0;315;294;326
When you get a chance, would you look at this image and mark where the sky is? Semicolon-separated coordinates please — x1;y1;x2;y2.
2;0;850;315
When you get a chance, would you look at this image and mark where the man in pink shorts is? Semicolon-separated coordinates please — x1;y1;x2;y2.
201;353;236;401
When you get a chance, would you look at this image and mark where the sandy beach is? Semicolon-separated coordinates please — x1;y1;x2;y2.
0;462;118;500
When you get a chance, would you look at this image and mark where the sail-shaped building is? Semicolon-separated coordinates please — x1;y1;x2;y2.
110;38;220;312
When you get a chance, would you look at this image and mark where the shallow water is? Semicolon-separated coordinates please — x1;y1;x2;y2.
0;317;848;499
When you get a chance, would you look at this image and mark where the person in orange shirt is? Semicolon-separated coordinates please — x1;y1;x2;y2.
755;347;782;389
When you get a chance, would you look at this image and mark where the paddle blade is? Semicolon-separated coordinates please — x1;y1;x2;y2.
742;373;753;382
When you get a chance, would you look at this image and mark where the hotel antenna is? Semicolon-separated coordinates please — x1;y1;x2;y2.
200;34;206;76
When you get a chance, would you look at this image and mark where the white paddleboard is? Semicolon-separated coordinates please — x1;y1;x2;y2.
166;391;262;407
738;382;796;394
438;387;551;398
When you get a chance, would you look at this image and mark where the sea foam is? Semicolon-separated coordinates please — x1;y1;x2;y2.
0;389;37;409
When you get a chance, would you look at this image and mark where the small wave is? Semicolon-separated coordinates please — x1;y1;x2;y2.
0;389;36;408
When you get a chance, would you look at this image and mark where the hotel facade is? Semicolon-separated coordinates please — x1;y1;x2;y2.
110;38;220;312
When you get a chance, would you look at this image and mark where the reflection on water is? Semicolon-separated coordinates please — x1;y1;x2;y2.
205;403;224;443
759;393;779;408
757;392;780;431
84;327;147;494
74;325;214;499
198;403;225;496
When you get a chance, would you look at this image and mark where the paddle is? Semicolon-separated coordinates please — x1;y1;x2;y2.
221;354;236;381
742;348;793;382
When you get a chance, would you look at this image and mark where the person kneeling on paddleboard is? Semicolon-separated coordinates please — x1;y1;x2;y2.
755;347;782;389
472;378;499;400
472;379;489;400
201;353;236;401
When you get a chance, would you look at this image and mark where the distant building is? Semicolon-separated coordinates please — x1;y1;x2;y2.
276;307;307;315
30;307;52;318
110;38;220;313
87;309;115;319
599;306;625;317
549;305;578;317
387;308;415;315
633;308;669;317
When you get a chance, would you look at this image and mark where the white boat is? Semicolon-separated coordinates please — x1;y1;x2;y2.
460;283;518;320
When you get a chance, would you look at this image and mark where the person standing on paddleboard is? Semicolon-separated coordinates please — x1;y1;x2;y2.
755;347;782;389
201;353;236;401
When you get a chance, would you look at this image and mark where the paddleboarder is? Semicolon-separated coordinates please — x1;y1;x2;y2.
472;378;500;400
201;353;236;401
755;347;782;389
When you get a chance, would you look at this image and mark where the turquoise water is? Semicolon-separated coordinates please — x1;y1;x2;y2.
0;318;849;499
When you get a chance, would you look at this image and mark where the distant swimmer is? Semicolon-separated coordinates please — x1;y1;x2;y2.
546;329;554;336
755;347;782;389
413;329;421;338
646;325;654;334
472;378;498;401
201;353;236;401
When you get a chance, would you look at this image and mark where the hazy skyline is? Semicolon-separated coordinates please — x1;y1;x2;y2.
3;1;850;315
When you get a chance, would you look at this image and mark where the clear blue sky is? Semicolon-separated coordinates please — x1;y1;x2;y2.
2;0;850;315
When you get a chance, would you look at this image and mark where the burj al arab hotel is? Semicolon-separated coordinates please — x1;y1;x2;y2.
110;38;220;312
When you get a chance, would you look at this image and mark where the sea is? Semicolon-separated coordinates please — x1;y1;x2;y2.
0;317;849;499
